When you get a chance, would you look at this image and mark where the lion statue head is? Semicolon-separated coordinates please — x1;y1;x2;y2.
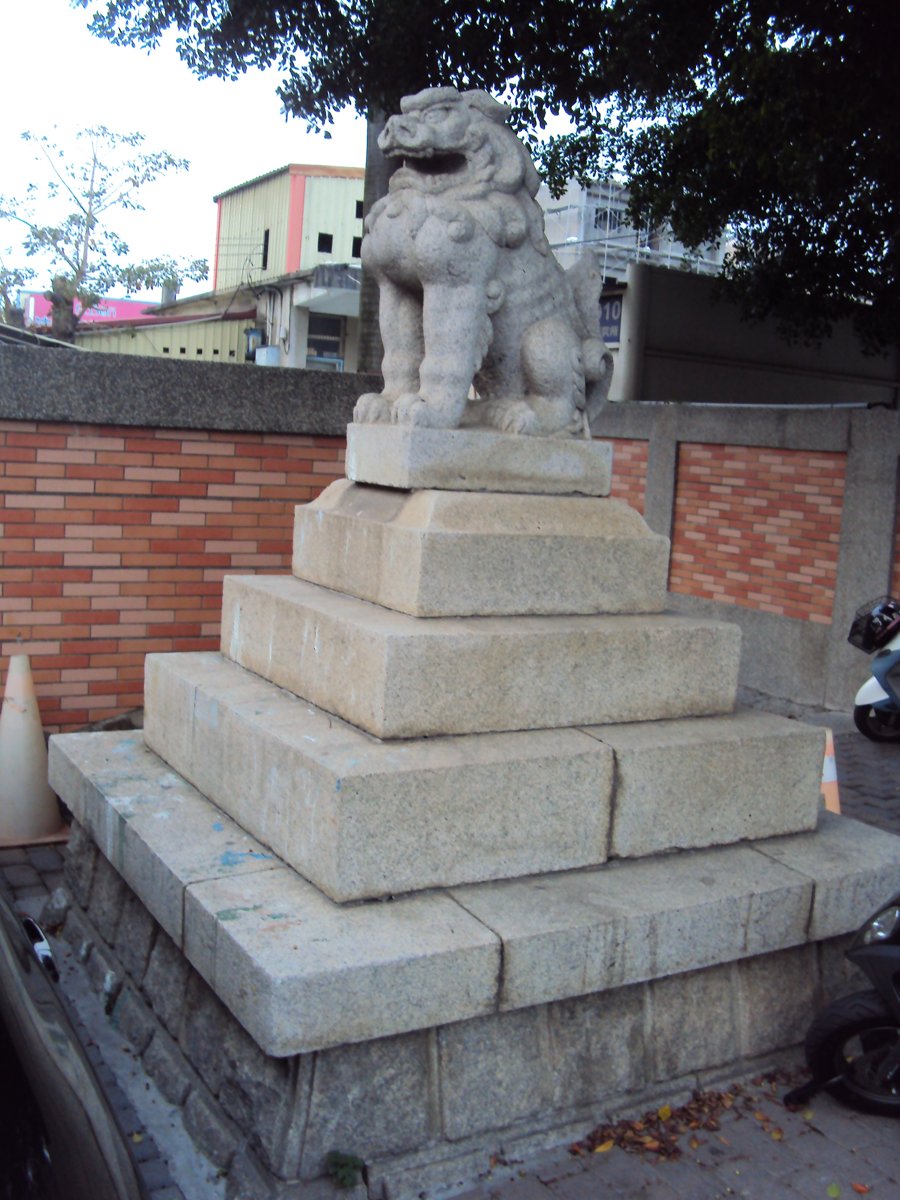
379;86;543;203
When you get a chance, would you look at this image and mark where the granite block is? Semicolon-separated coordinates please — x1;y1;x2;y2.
450;843;814;1011
144;651;614;901
293;479;667;617
220;574;741;737
590;709;824;856
183;867;500;1056
345;422;612;495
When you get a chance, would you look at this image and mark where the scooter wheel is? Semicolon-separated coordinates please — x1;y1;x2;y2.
853;704;900;742
805;989;900;1116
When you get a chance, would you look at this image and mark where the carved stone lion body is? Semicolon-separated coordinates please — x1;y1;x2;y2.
355;87;612;438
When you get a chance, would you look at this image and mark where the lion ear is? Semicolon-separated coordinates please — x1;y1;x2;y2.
462;90;511;124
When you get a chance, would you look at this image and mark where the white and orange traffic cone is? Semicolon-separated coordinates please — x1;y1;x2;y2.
820;728;841;815
0;653;65;845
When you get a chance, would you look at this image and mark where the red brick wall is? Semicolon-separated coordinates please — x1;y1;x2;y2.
0;421;344;732
669;443;845;622
606;437;648;515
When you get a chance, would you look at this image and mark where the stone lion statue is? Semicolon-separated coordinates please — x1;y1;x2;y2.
354;87;613;438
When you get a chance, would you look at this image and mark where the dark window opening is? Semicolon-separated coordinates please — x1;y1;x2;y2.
228;349;236;358
213;348;220;356
261;228;270;271
162;346;170;354
196;348;203;355
307;313;343;366
352;236;362;259
179;347;186;355
317;232;333;254
355;200;364;220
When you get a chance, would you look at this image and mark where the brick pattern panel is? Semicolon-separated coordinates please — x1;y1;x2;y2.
606;437;648;515
0;422;344;731
669;443;845;623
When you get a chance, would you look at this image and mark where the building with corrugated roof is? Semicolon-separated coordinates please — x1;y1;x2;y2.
77;165;366;371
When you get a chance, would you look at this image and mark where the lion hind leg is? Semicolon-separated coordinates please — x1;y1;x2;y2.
518;319;584;436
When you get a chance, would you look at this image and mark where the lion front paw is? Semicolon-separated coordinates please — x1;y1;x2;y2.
354;393;393;424
391;394;435;427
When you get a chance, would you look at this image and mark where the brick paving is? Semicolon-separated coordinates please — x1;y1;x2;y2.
1;719;897;1199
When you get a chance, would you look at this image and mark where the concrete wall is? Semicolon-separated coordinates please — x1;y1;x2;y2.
612;262;900;407
595;402;900;711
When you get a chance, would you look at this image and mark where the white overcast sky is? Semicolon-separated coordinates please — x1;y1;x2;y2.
1;0;367;300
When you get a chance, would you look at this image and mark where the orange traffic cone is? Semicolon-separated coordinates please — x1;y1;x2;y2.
0;653;65;845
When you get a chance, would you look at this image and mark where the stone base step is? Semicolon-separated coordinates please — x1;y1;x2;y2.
345;422;612;495
292;479;668;617
49;727;900;1058
142;651;823;901
220;574;742;738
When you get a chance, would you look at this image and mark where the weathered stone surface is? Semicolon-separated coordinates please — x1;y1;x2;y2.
346;425;612;495
450;843;814;1011
218;1021;293;1168
49;731;281;944
52;738;900;1072
221;574;741;737
142;928;192;1037
439;1008;550;1140
650;963;739;1080
588;710;824;856
183;1086;242;1169
754;811;900;939
143;1026;196;1105
112;983;157;1054
293;480;666;617
145;652;614;901
299;1032;436;1179
84;850;126;944
737;944;817;1059
112;889;158;984
183;867;500;1056
83;935;124;1010
62;821;98;907
547;983;648;1108
181;975;235;1096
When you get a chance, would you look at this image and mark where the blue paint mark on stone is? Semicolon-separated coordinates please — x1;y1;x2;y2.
220;849;273;868
212;822;225;832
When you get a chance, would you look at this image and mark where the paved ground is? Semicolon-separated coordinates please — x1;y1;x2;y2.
0;713;897;1199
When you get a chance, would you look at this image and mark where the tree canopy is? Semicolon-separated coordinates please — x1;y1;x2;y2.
80;0;900;352
0;125;208;340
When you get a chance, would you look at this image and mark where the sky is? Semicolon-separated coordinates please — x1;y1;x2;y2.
1;0;367;302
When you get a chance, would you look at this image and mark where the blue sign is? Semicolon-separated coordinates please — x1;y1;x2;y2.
599;294;623;345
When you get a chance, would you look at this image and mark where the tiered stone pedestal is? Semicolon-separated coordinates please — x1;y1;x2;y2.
49;426;900;1200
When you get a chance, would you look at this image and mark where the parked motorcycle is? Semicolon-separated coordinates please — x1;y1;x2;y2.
848;596;900;742
785;892;900;1115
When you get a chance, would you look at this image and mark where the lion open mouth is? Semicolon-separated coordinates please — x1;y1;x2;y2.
400;151;468;177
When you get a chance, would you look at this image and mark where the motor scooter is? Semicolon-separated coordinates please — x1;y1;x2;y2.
785;892;900;1116
848;597;900;742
